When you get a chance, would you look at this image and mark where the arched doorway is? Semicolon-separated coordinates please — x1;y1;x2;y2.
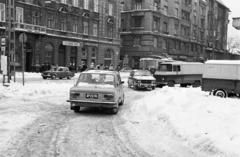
104;49;114;67
58;45;66;66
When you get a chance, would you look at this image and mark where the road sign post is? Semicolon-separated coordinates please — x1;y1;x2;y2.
19;33;27;86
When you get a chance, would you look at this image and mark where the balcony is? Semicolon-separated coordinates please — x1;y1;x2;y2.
15;23;47;34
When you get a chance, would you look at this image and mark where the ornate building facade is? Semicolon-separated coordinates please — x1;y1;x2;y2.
0;0;121;72
120;0;231;68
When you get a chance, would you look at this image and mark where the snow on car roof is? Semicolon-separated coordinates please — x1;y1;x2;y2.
82;70;118;75
205;60;240;65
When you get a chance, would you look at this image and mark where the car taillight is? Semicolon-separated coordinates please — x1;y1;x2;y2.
104;94;114;100
70;93;80;99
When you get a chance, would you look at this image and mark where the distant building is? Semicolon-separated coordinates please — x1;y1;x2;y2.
0;0;121;72
120;0;231;68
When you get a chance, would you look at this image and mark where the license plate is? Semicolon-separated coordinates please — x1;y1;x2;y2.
86;93;98;99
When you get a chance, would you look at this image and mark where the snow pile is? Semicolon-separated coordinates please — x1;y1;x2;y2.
0;76;76;152
124;87;240;156
0;81;73;100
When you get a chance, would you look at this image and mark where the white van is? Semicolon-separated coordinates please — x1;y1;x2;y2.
202;60;240;97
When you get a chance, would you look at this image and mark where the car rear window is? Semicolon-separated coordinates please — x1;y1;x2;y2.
77;73;115;85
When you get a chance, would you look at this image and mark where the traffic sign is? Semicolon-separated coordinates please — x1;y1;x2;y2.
19;33;27;43
1;37;6;46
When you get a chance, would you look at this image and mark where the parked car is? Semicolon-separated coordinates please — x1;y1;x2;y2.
202;60;240;98
41;66;74;80
67;70;124;114
128;70;156;90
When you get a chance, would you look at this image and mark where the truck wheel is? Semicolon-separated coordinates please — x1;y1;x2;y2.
193;81;201;87
214;89;227;98
167;80;175;87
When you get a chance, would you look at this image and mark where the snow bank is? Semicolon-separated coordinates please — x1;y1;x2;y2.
0;73;77;152
124;87;240;156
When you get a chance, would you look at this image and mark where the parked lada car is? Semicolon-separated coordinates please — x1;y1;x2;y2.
128;70;156;90
41;66;74;80
67;70;124;114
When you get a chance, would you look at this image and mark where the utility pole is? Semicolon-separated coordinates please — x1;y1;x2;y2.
6;0;16;83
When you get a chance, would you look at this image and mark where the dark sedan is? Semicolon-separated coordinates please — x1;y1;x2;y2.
41;66;74;79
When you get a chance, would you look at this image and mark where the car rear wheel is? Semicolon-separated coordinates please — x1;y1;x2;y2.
119;95;124;106
51;74;56;80
72;106;81;113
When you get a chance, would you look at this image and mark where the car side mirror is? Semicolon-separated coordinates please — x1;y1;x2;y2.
121;81;124;84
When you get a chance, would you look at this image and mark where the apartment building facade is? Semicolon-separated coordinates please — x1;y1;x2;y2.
120;0;230;68
0;0;121;72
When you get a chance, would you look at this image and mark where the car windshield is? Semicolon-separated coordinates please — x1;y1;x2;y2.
77;73;115;85
135;71;152;76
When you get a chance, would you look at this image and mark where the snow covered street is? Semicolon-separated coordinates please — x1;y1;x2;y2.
0;72;240;157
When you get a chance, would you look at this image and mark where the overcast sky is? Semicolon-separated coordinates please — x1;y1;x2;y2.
222;0;240;38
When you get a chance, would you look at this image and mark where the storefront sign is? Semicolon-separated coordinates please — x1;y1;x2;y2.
1;55;7;75
63;41;81;47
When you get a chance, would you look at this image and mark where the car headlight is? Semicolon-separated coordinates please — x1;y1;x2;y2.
137;80;141;84
104;94;115;100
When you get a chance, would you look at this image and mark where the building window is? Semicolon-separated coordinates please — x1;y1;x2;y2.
133;16;142;27
0;3;5;22
72;22;78;33
73;0;79;7
175;8;179;18
104;49;113;66
153;18;159;31
16;7;24;23
107;24;113;38
135;0;142;10
47;16;54;28
162;39;167;49
163;22;168;34
154;37;158;47
32;11;40;25
93;23;98;36
94;0;99;12
83;21;89;34
133;36;141;46
84;0;89;10
61;0;67;4
108;2;113;16
60;19;66;31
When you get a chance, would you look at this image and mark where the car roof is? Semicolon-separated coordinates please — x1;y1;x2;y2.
82;70;118;75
